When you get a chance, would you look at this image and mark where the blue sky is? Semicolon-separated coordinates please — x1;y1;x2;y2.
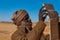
0;0;60;22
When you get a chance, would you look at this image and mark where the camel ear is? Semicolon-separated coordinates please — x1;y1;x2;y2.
12;14;16;21
12;11;18;25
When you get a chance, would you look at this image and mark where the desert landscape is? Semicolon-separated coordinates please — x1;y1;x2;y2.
0;21;50;40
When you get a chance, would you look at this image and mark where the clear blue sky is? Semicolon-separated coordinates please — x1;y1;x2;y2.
0;0;60;22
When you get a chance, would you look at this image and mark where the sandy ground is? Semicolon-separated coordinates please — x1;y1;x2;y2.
0;22;50;40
